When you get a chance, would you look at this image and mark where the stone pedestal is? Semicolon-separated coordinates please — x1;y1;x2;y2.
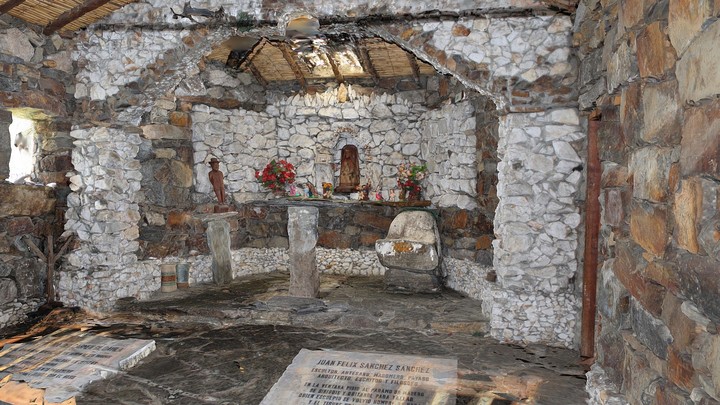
375;211;441;293
206;219;232;284
288;206;319;298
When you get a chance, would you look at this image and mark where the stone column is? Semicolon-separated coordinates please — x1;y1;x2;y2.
0;111;12;181
288;206;319;298
207;219;232;285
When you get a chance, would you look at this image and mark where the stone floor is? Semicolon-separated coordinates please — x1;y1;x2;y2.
3;272;589;404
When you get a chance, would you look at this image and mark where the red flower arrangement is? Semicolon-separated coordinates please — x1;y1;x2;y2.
255;159;296;191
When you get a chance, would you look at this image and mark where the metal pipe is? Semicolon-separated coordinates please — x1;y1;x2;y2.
581;111;601;359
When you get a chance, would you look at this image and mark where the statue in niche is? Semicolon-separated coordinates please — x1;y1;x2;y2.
335;145;360;193
208;157;229;212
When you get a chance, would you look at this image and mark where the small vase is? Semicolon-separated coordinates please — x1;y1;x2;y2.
407;189;421;201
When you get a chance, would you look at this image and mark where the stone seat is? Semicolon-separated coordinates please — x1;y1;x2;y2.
375;210;441;292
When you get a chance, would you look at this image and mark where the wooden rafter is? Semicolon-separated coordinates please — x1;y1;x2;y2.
238;37;268;69
325;51;345;84
406;52;421;84
0;0;26;15
43;0;115;35
247;62;267;86
278;42;307;92
355;42;380;84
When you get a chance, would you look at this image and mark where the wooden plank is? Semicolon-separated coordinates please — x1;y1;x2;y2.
355;42;379;84
325;50;345;84
0;0;26;15
247;61;267;86
43;0;115;35
406;52;421;84
278;42;307;92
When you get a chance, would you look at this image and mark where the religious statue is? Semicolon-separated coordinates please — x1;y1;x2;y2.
208;157;229;212
359;182;371;201
335;145;360;193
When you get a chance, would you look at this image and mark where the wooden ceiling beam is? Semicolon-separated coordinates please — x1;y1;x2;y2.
278;42;307;93
325;51;345;84
0;0;26;15
406;53;421;84
355;42;380;84
247;62;267;86
237;37;267;69
43;0;115;35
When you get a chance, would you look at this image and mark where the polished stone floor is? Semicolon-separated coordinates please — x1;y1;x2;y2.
4;272;589;404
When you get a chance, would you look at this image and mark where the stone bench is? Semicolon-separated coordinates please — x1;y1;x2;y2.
375;210;441;293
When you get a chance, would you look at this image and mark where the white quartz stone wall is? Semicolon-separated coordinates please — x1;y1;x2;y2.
488;108;584;347
74;30;187;100
192;86;477;207
426;16;573;83
64;127;143;268
57;247;385;311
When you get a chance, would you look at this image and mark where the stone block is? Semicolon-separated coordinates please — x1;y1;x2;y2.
677;255;720;324
630;146;680;203
599;258;631;324
654;381;694;405
596;329;626;386
641;80;681;145
318;230;352;249
662;293;699;351
676;19;720;104
643;260;680;294
358;232;381;247
288;206;319;298
0;278;17;304
669;0;713;55
376;240;439;272
630;201;669;257
352;211;392;231
39;155;73;172
607;40;639;94
620;81;642;146
602;162;630;187
168;111;190;127
636;22;677;79
613;242;665;317
631;300;673;360
673;178;703;254
680;98;720;179
668;346;697;392
207;219;232;285
623;331;665;404
14;257;43;299
691;331;720;401
140;124;190;140
604;188;625;228
5;217;34;237
0;28;34;62
0;184;55;218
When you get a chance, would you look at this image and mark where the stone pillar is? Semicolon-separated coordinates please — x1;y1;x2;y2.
288;206;319;298
207;219;232;284
0;111;12;181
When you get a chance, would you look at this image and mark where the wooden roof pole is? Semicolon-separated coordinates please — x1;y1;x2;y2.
325;51;345;84
278;42;308;93
43;0;115;35
356;42;380;84
0;0;26;15
406;52;421;84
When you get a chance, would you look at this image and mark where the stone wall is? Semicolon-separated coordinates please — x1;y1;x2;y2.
575;0;720;403
190;85;478;209
0;19;76;329
0;183;57;328
58;1;585;348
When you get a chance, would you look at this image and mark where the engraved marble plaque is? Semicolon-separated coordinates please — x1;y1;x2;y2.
261;349;457;405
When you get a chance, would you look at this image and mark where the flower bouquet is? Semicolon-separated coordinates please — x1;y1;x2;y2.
255;159;296;193
397;162;427;200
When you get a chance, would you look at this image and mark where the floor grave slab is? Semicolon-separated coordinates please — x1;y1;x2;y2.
0;330;155;403
261;348;457;405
